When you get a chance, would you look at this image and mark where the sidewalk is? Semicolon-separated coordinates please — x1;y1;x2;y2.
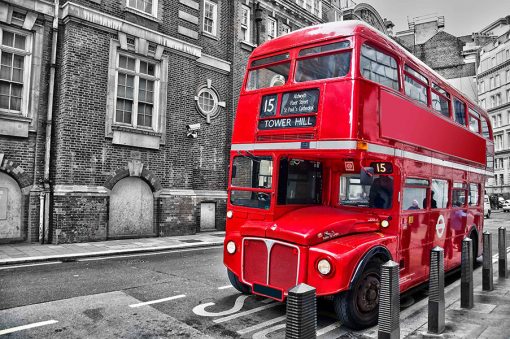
0;231;225;266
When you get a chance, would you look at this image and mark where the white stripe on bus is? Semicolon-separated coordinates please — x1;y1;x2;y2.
231;141;492;176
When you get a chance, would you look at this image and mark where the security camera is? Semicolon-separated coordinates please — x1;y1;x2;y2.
186;123;201;138
186;123;201;131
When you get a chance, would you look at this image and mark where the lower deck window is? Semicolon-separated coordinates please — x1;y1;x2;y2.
278;159;322;205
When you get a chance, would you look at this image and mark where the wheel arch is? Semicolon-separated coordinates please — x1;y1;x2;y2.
348;245;392;289
468;224;480;258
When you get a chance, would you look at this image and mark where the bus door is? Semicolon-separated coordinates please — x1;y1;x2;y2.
449;183;469;268
399;178;430;287
427;179;452;270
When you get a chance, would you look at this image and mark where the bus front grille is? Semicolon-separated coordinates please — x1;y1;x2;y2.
242;238;300;293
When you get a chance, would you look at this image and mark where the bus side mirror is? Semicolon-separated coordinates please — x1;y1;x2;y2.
360;167;374;185
232;165;237;178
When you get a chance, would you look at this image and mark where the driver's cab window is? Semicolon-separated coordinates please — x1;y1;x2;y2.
230;155;273;209
339;174;393;209
277;158;322;205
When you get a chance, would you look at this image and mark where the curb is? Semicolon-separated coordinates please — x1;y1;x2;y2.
0;241;224;266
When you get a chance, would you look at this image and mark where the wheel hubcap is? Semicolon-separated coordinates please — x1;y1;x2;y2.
357;275;380;313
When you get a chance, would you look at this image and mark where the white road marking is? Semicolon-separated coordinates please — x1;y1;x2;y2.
252;323;286;339
214;303;280;324
218;285;233;290
237;315;286;335
316;321;344;336
0;261;62;270
193;295;250;317
0;320;58;335
78;246;220;262
129;294;186;308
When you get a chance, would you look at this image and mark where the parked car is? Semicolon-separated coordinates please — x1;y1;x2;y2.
498;197;505;208
503;201;510;212
484;195;491;218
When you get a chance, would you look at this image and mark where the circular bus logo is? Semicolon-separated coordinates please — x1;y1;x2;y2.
436;215;445;238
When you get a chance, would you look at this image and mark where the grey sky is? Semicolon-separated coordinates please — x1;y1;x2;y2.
359;0;510;36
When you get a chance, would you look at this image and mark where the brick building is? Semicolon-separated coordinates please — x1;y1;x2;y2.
477;16;510;198
395;16;479;101
0;0;390;244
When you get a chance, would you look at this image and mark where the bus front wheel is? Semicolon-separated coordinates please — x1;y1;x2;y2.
227;269;251;294
334;261;381;330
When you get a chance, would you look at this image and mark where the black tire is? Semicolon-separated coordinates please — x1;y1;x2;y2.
227;269;251;294
334;261;381;330
470;231;478;266
486;211;490;218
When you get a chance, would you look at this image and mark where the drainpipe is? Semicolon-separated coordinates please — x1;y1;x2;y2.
41;0;59;243
254;3;263;45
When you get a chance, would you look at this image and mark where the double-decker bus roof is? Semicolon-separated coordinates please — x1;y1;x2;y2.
250;20;490;123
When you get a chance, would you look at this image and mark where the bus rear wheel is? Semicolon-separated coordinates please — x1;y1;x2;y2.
334;261;381;330
227;269;251;294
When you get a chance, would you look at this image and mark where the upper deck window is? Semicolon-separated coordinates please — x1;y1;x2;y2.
404;65;428;105
360;44;399;91
295;41;351;82
481;118;490;139
453;98;466;126
247;53;290;91
468;108;480;133
431;83;450;117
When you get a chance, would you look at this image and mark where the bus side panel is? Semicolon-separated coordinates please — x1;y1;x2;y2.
379;90;486;165
318;81;357;140
307;233;398;296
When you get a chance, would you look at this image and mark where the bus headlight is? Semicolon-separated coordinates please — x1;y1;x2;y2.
226;241;236;254
226;210;233;219
317;259;332;275
381;220;390;228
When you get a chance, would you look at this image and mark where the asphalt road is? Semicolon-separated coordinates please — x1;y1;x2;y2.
1;213;509;338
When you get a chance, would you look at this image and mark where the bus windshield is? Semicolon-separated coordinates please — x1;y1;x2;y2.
277;158;322;205
230;156;273;209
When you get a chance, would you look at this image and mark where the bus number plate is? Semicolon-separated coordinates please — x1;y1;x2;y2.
371;162;393;174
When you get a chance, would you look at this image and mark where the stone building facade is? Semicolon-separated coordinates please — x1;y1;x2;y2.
0;0;390;244
477;16;510;198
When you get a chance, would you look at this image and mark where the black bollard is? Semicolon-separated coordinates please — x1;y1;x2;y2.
378;260;400;339
285;283;316;339
482;231;494;291
461;238;473;309
428;246;445;334
499;227;508;278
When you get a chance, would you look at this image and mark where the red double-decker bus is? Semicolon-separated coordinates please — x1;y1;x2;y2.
223;21;493;329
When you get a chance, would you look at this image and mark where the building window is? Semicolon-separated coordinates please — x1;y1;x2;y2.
495;134;503;151
497;114;502;127
297;0;321;17
267;17;277;40
196;87;218;116
0;27;32;115
126;0;157;16
203;0;218;36
281;24;291;36
479;80;485;93
496;74;501;87
240;5;251;43
507;89;510;103
480;98;485;109
115;53;160;130
500;174;504;186
491;95;495;108
507;69;510;83
490;77;494;89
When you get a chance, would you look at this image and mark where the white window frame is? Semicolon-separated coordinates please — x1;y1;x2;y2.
114;52;161;131
297;0;322;17
0;26;32;117
126;0;158;18
241;5;251;43
281;24;291;36
203;0;218;37
267;17;277;40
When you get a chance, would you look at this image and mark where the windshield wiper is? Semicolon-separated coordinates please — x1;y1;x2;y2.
237;150;261;162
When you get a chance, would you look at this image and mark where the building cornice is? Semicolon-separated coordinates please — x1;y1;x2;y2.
477;58;510;78
60;2;202;59
261;0;323;26
3;0;54;17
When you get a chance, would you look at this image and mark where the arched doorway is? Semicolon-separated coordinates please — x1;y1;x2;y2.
0;172;22;240
108;177;154;238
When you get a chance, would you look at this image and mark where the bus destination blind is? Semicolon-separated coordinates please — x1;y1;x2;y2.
258;116;316;130
280;89;319;115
